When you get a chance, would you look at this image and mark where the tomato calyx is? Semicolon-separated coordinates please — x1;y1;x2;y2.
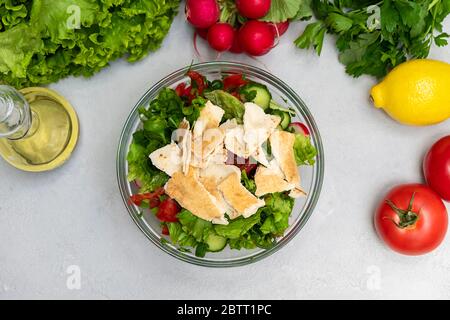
385;193;419;229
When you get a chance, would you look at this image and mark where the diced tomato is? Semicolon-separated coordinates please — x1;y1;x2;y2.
129;187;164;207
223;74;248;92
156;198;180;223
175;82;196;103
175;83;187;96
187;70;207;95
231;91;242;100
161;225;170;236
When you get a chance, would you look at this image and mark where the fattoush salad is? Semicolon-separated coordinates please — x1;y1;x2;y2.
127;71;317;257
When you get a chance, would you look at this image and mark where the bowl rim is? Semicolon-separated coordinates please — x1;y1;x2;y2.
117;61;324;268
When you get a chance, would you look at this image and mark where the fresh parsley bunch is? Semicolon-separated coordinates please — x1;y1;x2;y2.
295;0;450;78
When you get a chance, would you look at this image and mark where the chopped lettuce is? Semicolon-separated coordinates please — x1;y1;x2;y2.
261;192;294;235
214;212;261;239
241;170;256;194
293;133;317;166
204;90;245;123
127;88;205;192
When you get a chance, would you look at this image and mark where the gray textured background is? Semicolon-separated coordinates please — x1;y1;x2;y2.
1;12;449;299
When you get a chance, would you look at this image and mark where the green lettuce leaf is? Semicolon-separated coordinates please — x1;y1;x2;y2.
177;210;213;243
293;133;317;166
167;222;198;248
261;192;294;235
0;0;180;87
204;90;245;123
214;212;261;239
241;170;256;194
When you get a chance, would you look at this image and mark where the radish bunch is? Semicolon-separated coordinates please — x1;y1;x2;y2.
185;0;289;56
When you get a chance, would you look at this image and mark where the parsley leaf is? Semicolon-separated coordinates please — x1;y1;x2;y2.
295;0;450;78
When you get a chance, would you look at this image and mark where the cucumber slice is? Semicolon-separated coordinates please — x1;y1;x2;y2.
273;110;291;129
269;100;296;116
206;233;227;252
240;83;272;110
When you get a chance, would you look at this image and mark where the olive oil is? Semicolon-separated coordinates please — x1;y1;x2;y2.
10;93;72;165
0;86;79;172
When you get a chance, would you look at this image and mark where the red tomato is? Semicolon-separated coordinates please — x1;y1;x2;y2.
424;135;450;201
374;184;448;255
157;198;181;223
236;0;271;19
129;188;164;208
187;70;207;95
161;225;170;236
223;74;248;92
175;82;187;96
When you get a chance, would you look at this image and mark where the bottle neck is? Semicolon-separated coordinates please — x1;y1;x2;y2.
0;85;32;140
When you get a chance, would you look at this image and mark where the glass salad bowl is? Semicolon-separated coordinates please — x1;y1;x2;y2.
117;62;324;267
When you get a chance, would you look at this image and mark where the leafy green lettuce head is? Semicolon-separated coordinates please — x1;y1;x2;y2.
0;0;180;87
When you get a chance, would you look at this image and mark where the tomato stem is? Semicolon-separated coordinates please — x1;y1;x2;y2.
386;193;419;229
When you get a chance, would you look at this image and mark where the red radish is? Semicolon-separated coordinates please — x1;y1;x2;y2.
207;23;235;52
229;29;244;54
238;20;275;56
196;28;209;40
289;122;310;136
186;0;220;29
270;21;290;37
236;0;271;19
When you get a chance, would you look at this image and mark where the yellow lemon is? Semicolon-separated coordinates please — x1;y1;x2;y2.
370;59;450;126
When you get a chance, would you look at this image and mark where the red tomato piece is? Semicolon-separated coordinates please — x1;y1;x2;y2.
156;198;181;223
162;225;170;236
187;70;207;95
223;74;248;92
129;188;164;207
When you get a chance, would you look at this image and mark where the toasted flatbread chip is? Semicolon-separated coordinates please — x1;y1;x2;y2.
289;187;307;198
270;130;300;186
218;173;265;219
220;118;238;131
224;125;247;158
149;142;182;176
175;119;192;175
199;101;225;129
252;144;269;167
254;160;296;197
164;167;225;222
243;102;281;156
199;164;241;215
